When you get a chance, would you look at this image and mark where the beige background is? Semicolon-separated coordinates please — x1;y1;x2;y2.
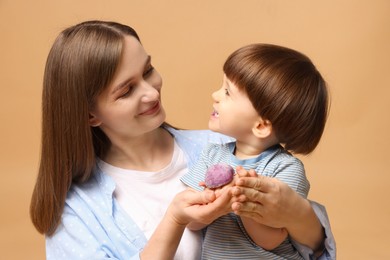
1;0;389;259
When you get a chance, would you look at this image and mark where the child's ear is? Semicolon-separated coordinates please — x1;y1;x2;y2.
252;117;272;139
89;113;101;127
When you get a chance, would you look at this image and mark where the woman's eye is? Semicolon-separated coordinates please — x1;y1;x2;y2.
120;86;134;98
143;66;154;77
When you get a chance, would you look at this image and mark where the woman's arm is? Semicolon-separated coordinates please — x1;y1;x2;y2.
140;210;187;260
231;172;327;253
141;189;213;259
187;182;235;231
141;188;232;259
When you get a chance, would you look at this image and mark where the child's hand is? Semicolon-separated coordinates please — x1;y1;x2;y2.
235;165;257;179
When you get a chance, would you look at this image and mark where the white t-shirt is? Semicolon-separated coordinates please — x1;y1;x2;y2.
98;141;201;260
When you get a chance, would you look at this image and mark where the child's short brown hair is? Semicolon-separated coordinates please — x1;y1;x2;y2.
223;44;329;154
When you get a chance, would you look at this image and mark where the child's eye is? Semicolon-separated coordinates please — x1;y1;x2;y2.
224;88;230;96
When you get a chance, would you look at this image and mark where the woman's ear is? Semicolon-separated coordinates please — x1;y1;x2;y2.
252;117;272;139
89;113;101;127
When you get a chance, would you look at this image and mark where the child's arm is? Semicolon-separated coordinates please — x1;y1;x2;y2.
233;162;311;251
240;216;288;250
234;167;288;249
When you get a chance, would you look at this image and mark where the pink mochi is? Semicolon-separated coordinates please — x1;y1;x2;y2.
205;163;235;188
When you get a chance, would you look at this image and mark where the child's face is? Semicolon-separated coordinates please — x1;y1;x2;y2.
209;75;261;140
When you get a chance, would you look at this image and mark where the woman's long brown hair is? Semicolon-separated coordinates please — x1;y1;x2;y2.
30;21;140;236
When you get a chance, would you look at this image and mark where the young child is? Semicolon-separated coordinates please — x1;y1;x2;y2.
181;43;329;259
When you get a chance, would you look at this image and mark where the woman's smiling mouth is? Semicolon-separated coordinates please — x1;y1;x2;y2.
139;101;161;116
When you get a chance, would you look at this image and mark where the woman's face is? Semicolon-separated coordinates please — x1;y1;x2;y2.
89;36;165;141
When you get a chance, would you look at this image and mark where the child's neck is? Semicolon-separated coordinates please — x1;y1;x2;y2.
234;139;278;160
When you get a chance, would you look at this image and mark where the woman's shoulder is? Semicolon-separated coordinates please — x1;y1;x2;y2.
47;169;144;259
65;168;115;213
164;124;234;167
164;124;233;144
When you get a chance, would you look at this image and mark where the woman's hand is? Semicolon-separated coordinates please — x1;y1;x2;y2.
142;188;231;260
231;166;324;251
168;187;233;227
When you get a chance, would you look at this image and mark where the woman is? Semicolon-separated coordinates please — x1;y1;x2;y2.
30;20;335;259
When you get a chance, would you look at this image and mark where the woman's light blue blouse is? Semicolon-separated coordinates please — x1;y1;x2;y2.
45;127;336;259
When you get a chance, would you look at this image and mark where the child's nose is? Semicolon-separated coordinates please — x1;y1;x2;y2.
211;88;222;102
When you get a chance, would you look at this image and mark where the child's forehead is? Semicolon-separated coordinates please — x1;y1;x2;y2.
223;74;234;86
225;76;250;100
223;75;234;89
224;74;246;92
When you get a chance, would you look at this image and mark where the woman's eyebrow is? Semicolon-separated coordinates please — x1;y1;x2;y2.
111;55;152;95
144;55;152;68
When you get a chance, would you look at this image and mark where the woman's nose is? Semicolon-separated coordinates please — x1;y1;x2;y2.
140;81;160;103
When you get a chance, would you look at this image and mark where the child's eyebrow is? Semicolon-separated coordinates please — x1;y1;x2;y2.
225;79;234;93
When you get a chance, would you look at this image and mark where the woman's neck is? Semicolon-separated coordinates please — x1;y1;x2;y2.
103;127;174;171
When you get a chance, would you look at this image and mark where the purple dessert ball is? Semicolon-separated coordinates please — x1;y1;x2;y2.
205;163;235;188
